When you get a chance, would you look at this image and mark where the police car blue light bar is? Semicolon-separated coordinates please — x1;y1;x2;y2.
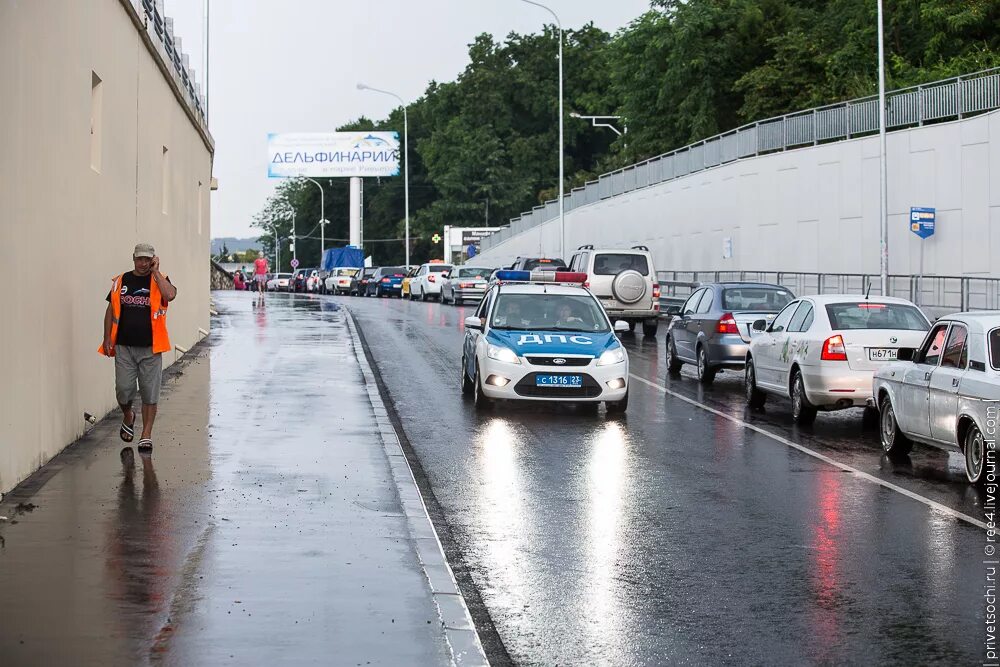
495;270;588;284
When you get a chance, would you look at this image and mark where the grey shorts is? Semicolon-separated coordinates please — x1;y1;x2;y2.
115;345;163;406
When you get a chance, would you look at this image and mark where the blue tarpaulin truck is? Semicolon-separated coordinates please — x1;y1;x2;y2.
322;246;364;272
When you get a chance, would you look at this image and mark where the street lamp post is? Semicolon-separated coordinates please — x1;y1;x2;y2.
357;83;410;267
877;0;889;296
300;177;326;267
271;224;280;273
520;0;564;260
570;112;627;149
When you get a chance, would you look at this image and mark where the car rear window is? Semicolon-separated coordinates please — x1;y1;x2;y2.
522;258;565;271
429;265;452;273
990;329;1000;370
722;287;793;311
825;302;929;331
593;253;649;276
458;268;491;278
381;267;405;275
336;268;359;276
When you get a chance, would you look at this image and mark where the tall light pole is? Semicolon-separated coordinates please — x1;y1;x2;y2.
520;0;564;260
300;177;326;267
877;0;889;295
357;83;410;267
570;112;627;149
271;224;280;273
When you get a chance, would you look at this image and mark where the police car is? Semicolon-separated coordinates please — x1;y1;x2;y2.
461;270;630;412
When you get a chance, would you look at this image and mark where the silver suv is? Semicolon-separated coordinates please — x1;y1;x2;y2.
568;245;660;336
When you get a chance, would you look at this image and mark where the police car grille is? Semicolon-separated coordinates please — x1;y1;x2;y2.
514;373;603;398
525;356;592;367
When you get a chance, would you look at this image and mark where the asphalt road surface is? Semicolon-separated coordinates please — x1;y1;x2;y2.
333;292;985;665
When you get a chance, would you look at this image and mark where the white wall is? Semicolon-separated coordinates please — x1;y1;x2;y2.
0;0;214;494
477;110;1000;279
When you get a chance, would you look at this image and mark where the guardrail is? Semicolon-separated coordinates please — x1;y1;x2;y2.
128;0;207;126
655;271;1000;318
483;67;1000;252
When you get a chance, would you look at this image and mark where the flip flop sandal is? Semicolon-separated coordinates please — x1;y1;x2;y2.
120;417;135;443
137;439;153;453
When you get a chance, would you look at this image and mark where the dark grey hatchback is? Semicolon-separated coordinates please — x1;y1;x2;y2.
665;282;795;384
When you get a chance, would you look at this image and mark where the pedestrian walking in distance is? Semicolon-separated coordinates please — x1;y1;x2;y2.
100;243;177;454
253;251;269;296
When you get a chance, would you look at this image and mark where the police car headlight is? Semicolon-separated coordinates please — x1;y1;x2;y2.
596;346;626;366
486;343;521;365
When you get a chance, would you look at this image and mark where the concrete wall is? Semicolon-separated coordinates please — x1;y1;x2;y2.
477;110;1000;279
0;0;214;494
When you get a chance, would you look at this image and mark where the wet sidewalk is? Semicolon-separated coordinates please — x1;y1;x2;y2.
0;291;485;665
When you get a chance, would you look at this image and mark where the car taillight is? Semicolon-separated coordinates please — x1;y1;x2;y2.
821;335;848;361
381;277;390;283
459;282;475;288
653;283;661;299
428;275;436;283
583;281;590;288
717;313;739;334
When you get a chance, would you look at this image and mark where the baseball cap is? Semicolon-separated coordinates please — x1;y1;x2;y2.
133;243;155;258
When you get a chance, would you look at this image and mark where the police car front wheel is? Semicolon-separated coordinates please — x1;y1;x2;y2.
474;363;493;410
606;389;628;414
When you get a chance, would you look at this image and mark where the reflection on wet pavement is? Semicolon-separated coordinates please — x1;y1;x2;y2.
347;293;987;665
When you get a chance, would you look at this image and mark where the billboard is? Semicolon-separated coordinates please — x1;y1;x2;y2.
267;132;400;178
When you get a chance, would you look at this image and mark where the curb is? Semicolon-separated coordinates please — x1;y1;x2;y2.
345;313;490;667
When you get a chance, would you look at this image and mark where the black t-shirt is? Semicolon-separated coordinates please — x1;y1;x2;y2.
106;272;165;348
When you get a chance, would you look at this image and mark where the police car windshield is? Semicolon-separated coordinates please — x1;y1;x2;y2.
491;294;609;332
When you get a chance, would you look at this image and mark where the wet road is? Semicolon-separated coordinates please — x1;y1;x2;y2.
338;292;989;666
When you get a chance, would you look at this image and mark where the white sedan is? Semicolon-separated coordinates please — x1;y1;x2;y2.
744;294;930;424
324;267;360;295
874;312;1000;485
266;273;293;291
408;262;453;301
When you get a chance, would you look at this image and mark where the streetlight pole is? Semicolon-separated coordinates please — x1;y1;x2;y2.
570;112;627;149
520;0;564;260
357;83;410;267
300;177;326;267
272;224;280;273
877;0;889;296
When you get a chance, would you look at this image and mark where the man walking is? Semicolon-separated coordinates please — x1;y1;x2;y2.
100;243;177;453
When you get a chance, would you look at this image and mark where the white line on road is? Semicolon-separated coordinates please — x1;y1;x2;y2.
629;373;988;531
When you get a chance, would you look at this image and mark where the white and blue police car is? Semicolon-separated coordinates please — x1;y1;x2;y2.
461;270;630;412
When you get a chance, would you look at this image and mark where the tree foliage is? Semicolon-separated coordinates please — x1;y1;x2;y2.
253;0;1000;266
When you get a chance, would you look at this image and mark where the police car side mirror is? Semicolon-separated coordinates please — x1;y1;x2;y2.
614;320;630;333
752;319;767;332
464;316;483;331
896;347;915;362
665;304;682;316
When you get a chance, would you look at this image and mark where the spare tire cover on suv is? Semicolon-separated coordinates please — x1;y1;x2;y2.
611;270;647;304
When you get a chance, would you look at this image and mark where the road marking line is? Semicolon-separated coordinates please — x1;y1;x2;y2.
628;373;988;530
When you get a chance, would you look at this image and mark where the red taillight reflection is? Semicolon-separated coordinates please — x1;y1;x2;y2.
821;335;848;361
717;312;739;334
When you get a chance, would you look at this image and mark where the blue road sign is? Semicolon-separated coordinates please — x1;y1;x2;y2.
467;244;477;258
910;207;936;239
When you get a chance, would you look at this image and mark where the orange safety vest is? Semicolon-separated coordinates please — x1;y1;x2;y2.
99;273;171;356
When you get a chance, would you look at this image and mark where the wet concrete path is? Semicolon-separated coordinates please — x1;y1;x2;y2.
0;292;458;665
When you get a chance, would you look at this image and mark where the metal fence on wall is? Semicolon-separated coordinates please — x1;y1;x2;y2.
129;0;208;126
656;271;1000;318
483;68;1000;251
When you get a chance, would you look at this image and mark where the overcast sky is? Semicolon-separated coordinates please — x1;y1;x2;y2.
165;0;653;239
